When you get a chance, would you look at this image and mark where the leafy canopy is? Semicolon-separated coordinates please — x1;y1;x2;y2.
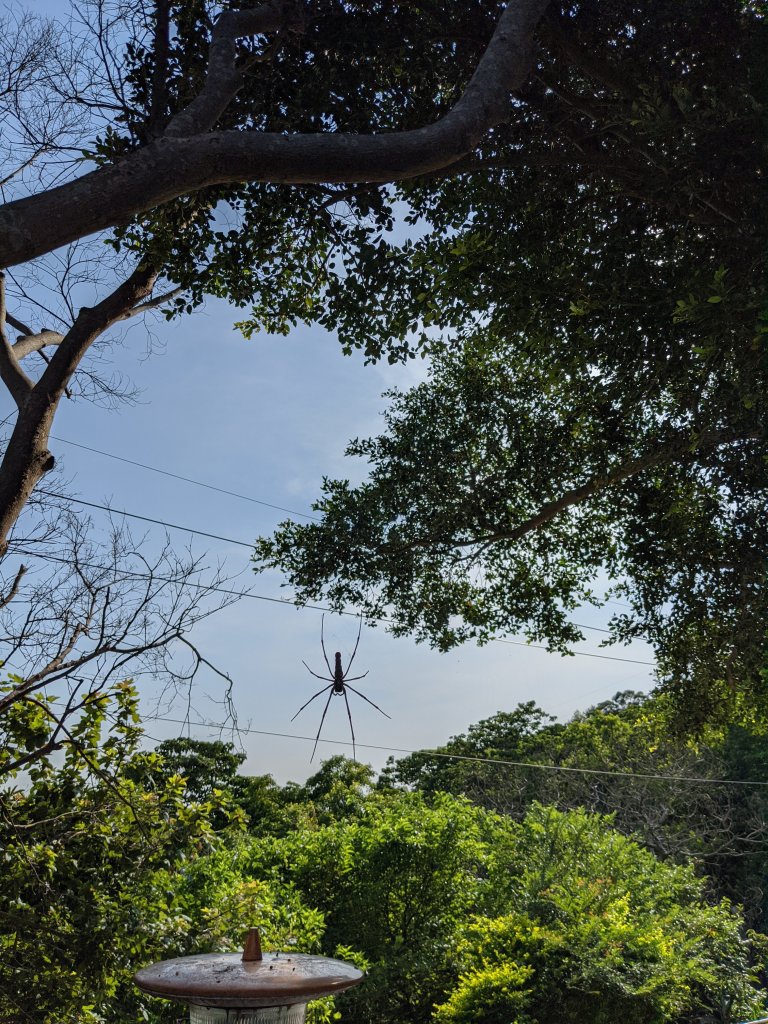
232;789;767;1024
437;804;766;1024
251;0;766;722
386;692;768;930
256;333;767;722
113;0;762;358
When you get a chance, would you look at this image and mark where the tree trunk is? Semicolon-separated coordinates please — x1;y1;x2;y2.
0;265;158;554
0;397;56;556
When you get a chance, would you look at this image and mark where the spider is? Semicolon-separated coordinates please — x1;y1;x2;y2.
293;614;390;761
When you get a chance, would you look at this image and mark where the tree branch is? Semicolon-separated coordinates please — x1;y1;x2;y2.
35;262;158;406
164;0;294;138
113;285;185;322
432;428;765;552
11;694;149;830
0;264;158;553
0;563;26;610
0;147;49;189
149;0;171;135
11;329;66;359
0;0;550;267
539;10;637;99
0;273;33;406
7;285;182;356
4;311;34;335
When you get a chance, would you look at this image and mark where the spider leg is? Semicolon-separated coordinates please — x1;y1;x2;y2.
342;687;356;761
292;683;332;721
303;660;333;682
344;670;369;681
346;684;391;719
310;688;335;762
320;614;334;677
344;613;364;675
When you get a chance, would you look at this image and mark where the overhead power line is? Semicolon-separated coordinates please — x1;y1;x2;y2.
35;490;632;646
9;545;654;667
146;716;764;787
50;434;630;629
39;490;255;550
493;637;650;665
51;434;319;521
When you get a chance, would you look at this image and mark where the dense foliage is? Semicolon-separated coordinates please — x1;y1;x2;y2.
4;701;768;1024
385;691;768;930
115;1;763;353
253;0;767;723
0;693;319;1024
433;804;763;1024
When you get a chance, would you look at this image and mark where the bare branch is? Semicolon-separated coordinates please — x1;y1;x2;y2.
0;508;241;777
4;310;34;335
114;285;185;322
177;633;235;690
0;261;159;553
0;146;49;189
11;329;66;359
0;562;26;609
5;280;182;357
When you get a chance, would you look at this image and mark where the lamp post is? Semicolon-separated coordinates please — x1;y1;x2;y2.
134;928;364;1024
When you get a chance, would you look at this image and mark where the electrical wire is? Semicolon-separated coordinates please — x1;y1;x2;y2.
144;715;767;787
33;490;637;647
50;435;320;522
493;637;651;665
38;489;255;550
8;545;654;667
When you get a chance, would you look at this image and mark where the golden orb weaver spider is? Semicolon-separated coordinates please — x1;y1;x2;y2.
292;614;390;760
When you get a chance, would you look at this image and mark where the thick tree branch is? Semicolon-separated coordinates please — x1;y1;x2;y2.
436;428;764;552
0;264;158;555
0;0;550;267
164;0;293;138
36;262;158;405
11;329;65;359
0;273;34;406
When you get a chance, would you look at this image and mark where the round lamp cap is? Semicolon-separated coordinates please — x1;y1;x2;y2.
134;951;363;1009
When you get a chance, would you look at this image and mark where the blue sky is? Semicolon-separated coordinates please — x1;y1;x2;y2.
2;296;654;782
4;1;655;782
